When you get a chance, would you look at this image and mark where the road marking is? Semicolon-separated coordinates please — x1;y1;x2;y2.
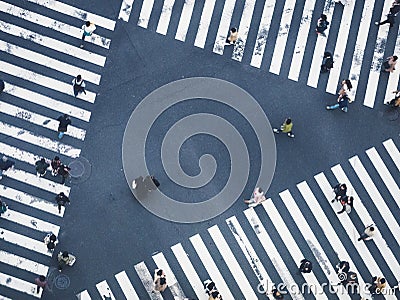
208;225;258;299
0;251;49;275
0;20;106;66
0;228;52;256
156;0;176;35
76;290;92;300
269;0;296;74
213;0;236;55
288;0;316;81
225;217;273;298
0;272;40;298
134;261;163;299
250;0;276;68
0;121;81;158
138;0;155;28
194;0;216;48
383;139;400;172
170;243;206;300
175;0;195;42
95;280;115;300
119;0;135;22
115;271;140;300
232;0;257;62
189;234;234;299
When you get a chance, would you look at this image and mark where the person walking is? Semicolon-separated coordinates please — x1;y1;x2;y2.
204;279;217;295
382;55;398;73
316;14;329;36
321;51;334;73
81;21;96;48
358;224;376;241
225;27;238;45
58;165;71;185
326;93;349;112
299;259;313;273
331;183;347;203
51;156;62;176
72;75;86;97
375;2;400;28
44;233;58;252
34;275;47;293
153;269;167;292
385;90;400;107
337;195;354;214
55;192;70;214
0;79;4;93
57;251;76;271
208;290;222;300
273;118;294;138
336;261;350;274
244;187;266;207
57;114;71;139
0;199;8;215
35;158;49;177
369;276;387;295
0;155;15;180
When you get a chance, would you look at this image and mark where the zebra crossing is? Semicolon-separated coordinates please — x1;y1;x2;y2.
77;138;400;299
0;0;115;298
123;0;400;109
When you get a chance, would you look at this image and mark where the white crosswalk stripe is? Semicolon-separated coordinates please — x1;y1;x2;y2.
0;0;113;298
114;271;140;300
78;138;400;299
120;0;400;109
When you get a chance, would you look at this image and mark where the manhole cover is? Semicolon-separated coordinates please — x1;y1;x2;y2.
54;274;70;289
67;156;92;184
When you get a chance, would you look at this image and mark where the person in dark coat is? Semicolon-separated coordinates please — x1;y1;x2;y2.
0;156;15;179
55;192;70;213
57;114;71;139
321;52;334;73
337;196;354;214
299;259;313;273
58;165;71;184
316;14;329;35
35;158;49;177
0;79;4;93
336;261;350;274
34;275;47;293
0;199;8;215
331;183;347;202
51;156;62;176
375;2;400;28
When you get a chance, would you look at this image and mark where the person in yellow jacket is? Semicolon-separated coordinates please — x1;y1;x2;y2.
273;118;294;138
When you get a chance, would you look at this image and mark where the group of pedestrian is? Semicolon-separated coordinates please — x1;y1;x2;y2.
34;157;70;184
204;279;223;299
153;269;167;293
331;183;354;214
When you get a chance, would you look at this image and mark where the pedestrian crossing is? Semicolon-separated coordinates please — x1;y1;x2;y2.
0;0;115;298
123;0;400;109
77;138;400;299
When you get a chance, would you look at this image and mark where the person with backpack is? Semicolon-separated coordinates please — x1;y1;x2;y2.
316;14;329;35
321;52;334;73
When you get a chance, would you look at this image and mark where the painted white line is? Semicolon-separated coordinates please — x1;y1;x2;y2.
326;0;357;94
194;0;216;48
262;200;334;300
347;0;375;101
213;0;236;55
296;180;364;299
95;281;115;300
3;168;70;196
363;0;393;108
119;0;135;22
366;147;400;209
4;83;91;122
0;40;101;85
134;261;164;300
0;272;40;298
0;184;64;216
171;243;206;300
138;0;155;28
384;27;400;104
330;165;397;296
189;234;235;299
269;0;296;74
232;0;257;62
1;209;60;235
115;271;140;300
0;250;48;275
156;0;176;35
349;155;400;245
0;1;110;49
0;121;81;158
0;61;96;103
244;210;303;300
0;228;52;256
76;290;92;300
152;252;186;299
175;0;195;42
208;225;258;299
225;217;273;299
0;295;12;300
0;20;106;67
27;0;115;31
383;139;400;172
288;0;316;81
250;0;276;68
307;1;336;88
0;101;86;140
